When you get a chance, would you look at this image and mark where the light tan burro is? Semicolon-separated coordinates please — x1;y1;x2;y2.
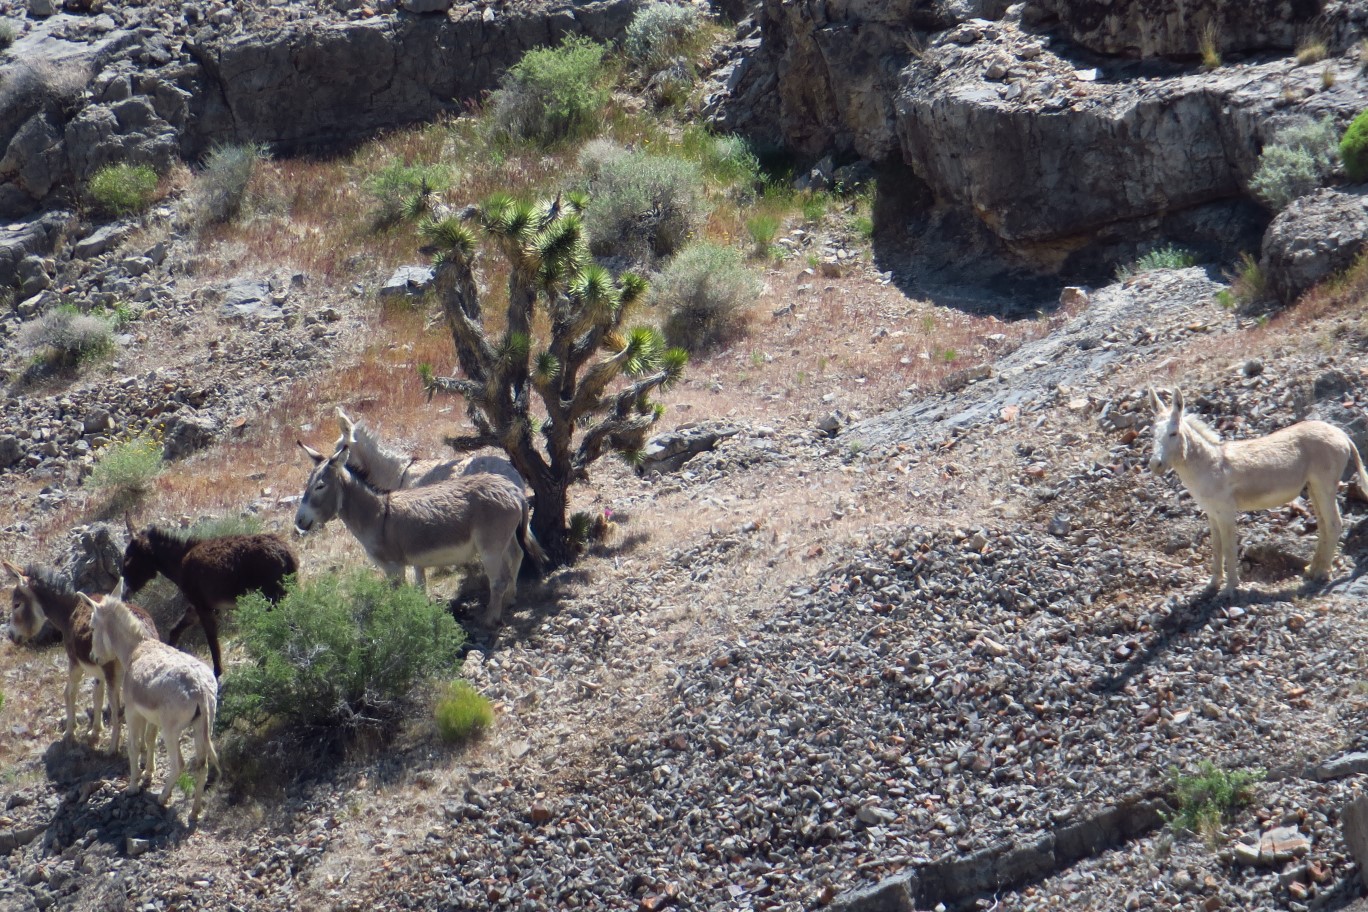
295;436;547;625
1148;387;1368;595
85;592;220;824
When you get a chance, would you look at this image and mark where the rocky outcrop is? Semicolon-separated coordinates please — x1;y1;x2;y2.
1027;0;1321;58
1260;185;1368;304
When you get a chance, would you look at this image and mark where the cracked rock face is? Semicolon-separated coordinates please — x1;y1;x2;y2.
1027;0;1321;58
1260;185;1368;305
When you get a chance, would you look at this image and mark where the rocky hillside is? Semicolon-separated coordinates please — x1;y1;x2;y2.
5;0;1368;911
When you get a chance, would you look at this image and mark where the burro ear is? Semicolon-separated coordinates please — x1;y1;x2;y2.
1147;387;1164;414
124;511;137;538
298;440;326;464
77;592;102;610
1172;387;1185;414
336;406;355;434
2;559;25;582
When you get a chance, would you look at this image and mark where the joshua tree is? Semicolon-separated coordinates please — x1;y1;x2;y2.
420;192;687;565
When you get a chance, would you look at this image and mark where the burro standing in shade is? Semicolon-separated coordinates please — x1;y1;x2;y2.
1148;387;1368;595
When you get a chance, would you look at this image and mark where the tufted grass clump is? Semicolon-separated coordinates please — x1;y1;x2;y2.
187;142;265;227
1250;117;1338;210
654;241;761;352
183;513;264;539
1168;761;1264;843
1198;22;1221;69
21;304;115;371
625;2;707;71
745;213;780;257
86;433;163;499
366;160;450;228
1340;110;1368;181
0;20;17;50
87;163;159;217
1296;37;1328;66
579;141;708;264
1116;244;1196;280
219;571;466;733
488;36;609;147
434;680;494;744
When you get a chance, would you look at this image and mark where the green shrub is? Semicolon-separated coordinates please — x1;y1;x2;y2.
85;433;163;498
654;242;761;351
1250;117;1338;210
1169;761;1264;842
1116;244;1196;280
87;163;158;216
21;304;115;369
0;20;17;51
679;128;760;187
366;160;450;228
189;142;264;226
219;571;466;731
1342;110;1368;181
489;36;608;146
434;680;494;744
580;142;708;263
625;2;706;70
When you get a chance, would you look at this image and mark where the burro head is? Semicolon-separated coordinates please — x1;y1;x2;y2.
1147;386;1186;474
3;560;42;643
80;592;116;665
295;440;349;534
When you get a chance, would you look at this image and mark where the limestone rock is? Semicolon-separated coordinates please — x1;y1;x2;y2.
1260;186;1368;305
61;523;123;595
378;265;435;299
162;412;220;460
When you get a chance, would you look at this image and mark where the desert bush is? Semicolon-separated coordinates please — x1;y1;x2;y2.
86;433;163;499
1340;110;1368;181
1199;22;1221;69
366;160;450;228
1169;761;1263;843
1116;244;1196;280
88;163;158;216
1296;37;1328;65
745;213;780;256
219;571;465;731
625;2;706;70
0;20;16;50
679;128;761;187
1250;117;1338;210
488;36;608;146
184;513;264;539
579;143;707;263
434;680;494;743
654;241;761;351
187;142;264;226
21;304;115;369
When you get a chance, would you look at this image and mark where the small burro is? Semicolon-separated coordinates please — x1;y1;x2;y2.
1147;386;1368;596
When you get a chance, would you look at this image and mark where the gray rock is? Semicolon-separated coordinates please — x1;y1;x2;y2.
1344;795;1368;889
400;0;455;12
639;424;740;475
219;278;278;320
1261;187;1368;306
162;412;220;460
829;873;917;912
378;265;435;299
1307;752;1368;782
73;225;132;259
61;523;123;595
29;0;56;17
0;434;25;469
1032;0;1316;56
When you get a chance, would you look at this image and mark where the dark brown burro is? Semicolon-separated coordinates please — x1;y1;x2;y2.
121;520;298;677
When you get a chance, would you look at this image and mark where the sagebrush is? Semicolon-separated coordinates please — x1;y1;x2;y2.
579;141;708;264
654;241;761;352
1250;117;1338;210
187;142;264;226
624;2;706;70
219;571;466;731
488;36;608;146
21;305;115;370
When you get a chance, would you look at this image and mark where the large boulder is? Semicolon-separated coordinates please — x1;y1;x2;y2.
1260;186;1368;305
60;522;123;595
1027;0;1321;58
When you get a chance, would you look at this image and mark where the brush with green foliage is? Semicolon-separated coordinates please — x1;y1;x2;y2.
88;163;158;216
1250;117;1338;211
1341;110;1368;181
489;36;609;147
219;571;465;731
0;20;16;50
367;160;450;228
85;433;163;499
1116;244;1197;280
1168;761;1264;842
579;141;708;265
420;192;688;565
654;241;761;352
434;680;494;743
